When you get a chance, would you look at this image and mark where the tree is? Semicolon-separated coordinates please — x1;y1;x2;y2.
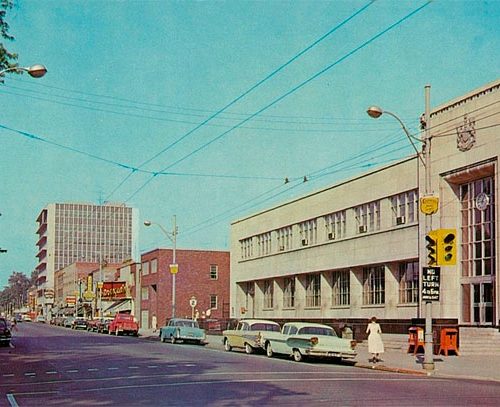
0;0;18;76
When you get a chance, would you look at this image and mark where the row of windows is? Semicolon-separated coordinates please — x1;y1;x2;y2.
240;190;418;259
140;260;219;280
142;287;218;310
258;261;419;310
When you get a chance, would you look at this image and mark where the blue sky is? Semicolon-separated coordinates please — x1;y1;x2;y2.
1;0;499;288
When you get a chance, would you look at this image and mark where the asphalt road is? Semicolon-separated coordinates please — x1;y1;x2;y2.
1;323;500;406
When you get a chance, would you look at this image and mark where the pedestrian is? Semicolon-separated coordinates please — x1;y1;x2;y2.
151;314;157;333
366;316;384;363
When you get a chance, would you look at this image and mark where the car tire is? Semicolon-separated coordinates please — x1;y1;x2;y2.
293;349;303;362
224;338;232;352
170;335;176;344
161;333;166;343
266;342;273;358
115;328;120;336
245;343;253;354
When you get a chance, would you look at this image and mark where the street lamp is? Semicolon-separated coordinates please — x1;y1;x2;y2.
0;64;48;78
367;86;434;371
144;216;178;318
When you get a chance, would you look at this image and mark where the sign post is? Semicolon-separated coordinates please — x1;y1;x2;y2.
422;267;441;301
190;296;197;320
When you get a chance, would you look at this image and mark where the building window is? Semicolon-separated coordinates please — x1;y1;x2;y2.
355;201;380;233
305;273;321;307
399;261;419;303
210;265;218;280
150;258;158;274
283;277;295;308
142;261;149;276
325;210;346;240
363;266;385;305
332;270;350;306
391;190;418;225
141;286;149;300
276;226;293;251
257;232;272;256
299;219;317;245
263;280;274;309
240;237;254;259
210;294;218;309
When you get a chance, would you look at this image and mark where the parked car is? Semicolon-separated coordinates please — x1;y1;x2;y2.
257;322;357;362
71;318;88;330
222;319;280;354
108;313;139;336
35;315;46;323
54;315;66;326
63;316;75;328
86;317;101;332
97;317;113;334
22;314;32;322
159;318;207;345
0;317;12;346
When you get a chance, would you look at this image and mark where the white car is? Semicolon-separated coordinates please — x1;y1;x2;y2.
258;322;357;362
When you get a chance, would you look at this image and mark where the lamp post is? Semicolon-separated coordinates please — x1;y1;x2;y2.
0;64;48;78
367;85;434;371
144;215;178;318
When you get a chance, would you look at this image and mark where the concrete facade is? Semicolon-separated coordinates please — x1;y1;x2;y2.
230;79;500;333
139;248;230;329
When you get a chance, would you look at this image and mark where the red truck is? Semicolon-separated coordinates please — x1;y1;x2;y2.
108;313;139;336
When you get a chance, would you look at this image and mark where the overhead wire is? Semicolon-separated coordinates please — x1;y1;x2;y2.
124;1;432;203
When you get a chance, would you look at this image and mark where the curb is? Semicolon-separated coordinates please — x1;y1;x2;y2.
355;362;428;376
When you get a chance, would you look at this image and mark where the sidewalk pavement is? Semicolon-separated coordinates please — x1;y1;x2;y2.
138;329;500;383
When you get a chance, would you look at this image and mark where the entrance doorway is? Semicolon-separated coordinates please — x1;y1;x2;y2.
459;176;496;325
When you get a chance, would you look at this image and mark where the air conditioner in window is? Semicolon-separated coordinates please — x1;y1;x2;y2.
279;245;285;251
358;225;367;233
396;215;406;225
302;239;309;246
328;232;335;240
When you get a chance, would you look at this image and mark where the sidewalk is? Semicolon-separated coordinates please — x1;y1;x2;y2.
138;329;500;382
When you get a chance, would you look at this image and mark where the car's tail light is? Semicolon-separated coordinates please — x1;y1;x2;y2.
310;337;319;346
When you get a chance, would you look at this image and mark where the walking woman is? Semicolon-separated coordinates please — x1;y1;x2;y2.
366;316;384;363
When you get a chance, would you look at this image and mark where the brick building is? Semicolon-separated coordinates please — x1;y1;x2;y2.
139;248;230;329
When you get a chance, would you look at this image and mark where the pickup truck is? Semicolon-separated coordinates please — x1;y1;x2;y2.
257;322;357;362
108;313;139;336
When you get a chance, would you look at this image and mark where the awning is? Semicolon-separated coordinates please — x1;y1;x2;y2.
104;299;132;314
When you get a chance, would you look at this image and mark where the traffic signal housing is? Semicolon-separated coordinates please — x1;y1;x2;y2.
425;230;439;266
438;229;457;266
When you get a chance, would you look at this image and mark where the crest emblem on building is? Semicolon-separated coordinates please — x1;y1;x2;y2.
456;115;476;152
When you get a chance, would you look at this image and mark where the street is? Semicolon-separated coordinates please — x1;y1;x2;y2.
1;324;500;406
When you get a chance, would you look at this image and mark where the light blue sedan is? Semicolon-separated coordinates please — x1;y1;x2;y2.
159;318;207;345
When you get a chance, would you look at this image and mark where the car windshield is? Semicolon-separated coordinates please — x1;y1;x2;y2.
251;323;280;332
298;326;335;336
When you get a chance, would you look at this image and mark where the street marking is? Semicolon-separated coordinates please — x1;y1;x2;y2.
88;368;98;372
66;370;78;373
46;371;58;375
107;367;119;370
3;374;14;377
128;366;139;369
184;364;196;367
6;393;19;407
147;365;159;368
24;373;36;377
167;364;178;368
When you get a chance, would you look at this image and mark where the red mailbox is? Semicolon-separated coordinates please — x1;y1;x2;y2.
438;328;459;356
408;326;425;355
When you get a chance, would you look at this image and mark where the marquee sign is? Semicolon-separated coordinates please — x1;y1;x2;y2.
101;282;127;300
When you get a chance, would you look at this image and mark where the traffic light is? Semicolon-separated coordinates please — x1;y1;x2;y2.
425;230;439;266
438;229;457;266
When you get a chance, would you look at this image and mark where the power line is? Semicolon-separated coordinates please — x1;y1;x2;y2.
103;1;376;202
125;1;432;203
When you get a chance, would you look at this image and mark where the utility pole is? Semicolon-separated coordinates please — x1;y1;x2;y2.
422;84;435;371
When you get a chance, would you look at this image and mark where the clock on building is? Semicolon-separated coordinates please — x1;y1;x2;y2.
475;192;490;211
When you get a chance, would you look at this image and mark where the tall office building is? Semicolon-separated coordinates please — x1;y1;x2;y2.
35;202;139;316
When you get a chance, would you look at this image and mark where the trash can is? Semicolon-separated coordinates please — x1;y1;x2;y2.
408;326;425;355
341;326;353;340
438;328;459;356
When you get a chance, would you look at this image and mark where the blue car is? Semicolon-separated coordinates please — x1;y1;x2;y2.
159;318;207;345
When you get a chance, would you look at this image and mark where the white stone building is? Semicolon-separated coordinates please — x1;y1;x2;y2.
230;79;499;339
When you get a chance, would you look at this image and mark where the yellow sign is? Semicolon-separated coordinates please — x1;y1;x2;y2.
420;196;439;215
169;264;179;274
83;290;95;301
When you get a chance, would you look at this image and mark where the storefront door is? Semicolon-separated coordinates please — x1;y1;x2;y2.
472;282;494;325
